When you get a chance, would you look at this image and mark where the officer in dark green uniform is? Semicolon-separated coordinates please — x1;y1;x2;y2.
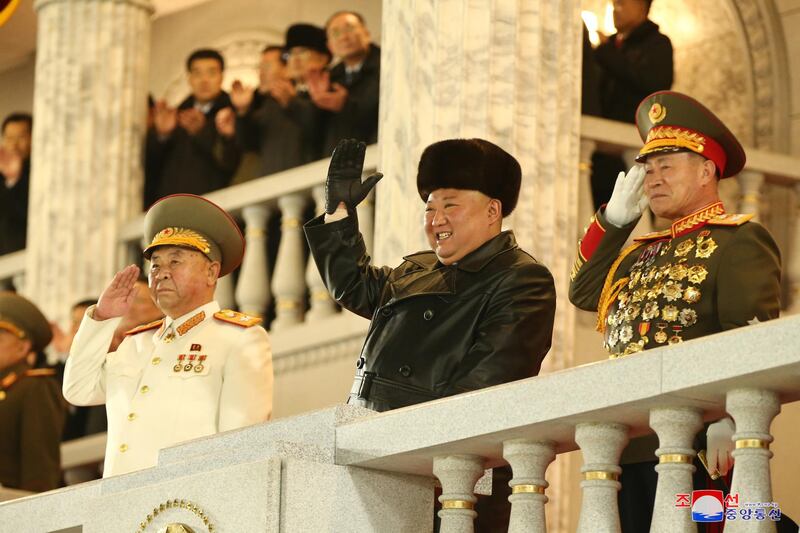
0;292;65;492
569;91;782;531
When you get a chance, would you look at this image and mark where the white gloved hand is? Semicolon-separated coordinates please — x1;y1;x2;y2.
604;164;648;227
706;417;736;477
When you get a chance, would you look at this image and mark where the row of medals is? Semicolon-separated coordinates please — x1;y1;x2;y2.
174;354;207;373
607;230;718;357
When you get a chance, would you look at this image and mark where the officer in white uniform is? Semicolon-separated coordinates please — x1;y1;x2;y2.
63;194;273;477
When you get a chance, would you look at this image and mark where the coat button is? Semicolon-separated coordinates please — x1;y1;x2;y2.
151;357;161;365
356;357;366;369
140;385;150;394
127;412;137;421
119;444;128;453
398;365;412;377
423;309;434;321
381;307;393;317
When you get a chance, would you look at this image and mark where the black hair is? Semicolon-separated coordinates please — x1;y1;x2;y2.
325;10;367;31
2;113;32;134
186;48;225;72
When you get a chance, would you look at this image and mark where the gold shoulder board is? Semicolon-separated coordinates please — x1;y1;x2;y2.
125;319;164;336
214;310;262;328
634;229;671;242
708;213;754;226
24;368;56;377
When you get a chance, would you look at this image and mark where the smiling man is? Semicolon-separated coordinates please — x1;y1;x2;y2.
568;91;781;531
305;138;556;413
63;194;273;477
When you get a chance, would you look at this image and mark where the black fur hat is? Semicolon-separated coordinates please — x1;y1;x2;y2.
417;138;522;217
285;24;329;56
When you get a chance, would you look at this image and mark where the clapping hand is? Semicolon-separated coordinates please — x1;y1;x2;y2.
324;139;383;214
153;100;178;137
230;80;255;115
215;107;236;138
94;265;140;321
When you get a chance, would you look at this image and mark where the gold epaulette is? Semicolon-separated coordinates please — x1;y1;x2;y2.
634;229;671;242
24;368;56;377
214;310;262;328
125;319;164;336
707;213;754;226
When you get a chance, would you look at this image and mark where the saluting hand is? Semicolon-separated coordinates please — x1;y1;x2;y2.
324;139;383;214
605;164;648;227
94;265;140;321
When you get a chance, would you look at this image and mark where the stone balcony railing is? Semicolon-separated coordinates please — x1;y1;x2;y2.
1;313;798;532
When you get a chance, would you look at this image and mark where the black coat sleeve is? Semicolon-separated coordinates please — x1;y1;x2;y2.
304;214;392;319
445;261;557;394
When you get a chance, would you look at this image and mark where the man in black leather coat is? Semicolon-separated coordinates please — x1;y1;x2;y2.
305;138;557;413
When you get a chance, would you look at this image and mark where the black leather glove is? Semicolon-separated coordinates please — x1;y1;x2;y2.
325;139;383;214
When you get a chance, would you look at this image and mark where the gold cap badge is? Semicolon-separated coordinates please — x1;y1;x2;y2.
649;103;667;124
144;227;211;256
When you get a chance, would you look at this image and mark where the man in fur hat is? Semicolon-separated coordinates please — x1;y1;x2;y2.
306;138;556;411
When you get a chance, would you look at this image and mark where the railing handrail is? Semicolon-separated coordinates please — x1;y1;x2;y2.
581;115;800;183
334;314;800;476
117;144;380;243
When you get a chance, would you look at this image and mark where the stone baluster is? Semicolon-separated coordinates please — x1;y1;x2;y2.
578;139;597;230
503;439;556;533
787;184;800;314
271;193;309;331
432;455;485;533
649;407;703;533
215;270;236;311
356;187;376;256
235;204;272;317
726;388;780;533
305;185;337;321
737;170;765;220
575;423;629;533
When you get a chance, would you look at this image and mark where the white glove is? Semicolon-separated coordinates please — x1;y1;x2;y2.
706;417;736;477
604;164;648;227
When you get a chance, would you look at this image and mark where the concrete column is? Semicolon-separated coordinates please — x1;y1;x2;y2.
575;422;628;533
26;0;153;320
649;407;703;533
578;139;597;232
787;184;800;314
433;454;485;533
726;388;780;533
271;192;309;330
503;439;556;533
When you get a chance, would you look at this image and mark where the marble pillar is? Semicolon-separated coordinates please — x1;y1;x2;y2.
377;4;582;524
503;439;556;533
726;388;780;533
27;0;153;320
433;454;485;533
649;407;703;533
574;422;628;533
